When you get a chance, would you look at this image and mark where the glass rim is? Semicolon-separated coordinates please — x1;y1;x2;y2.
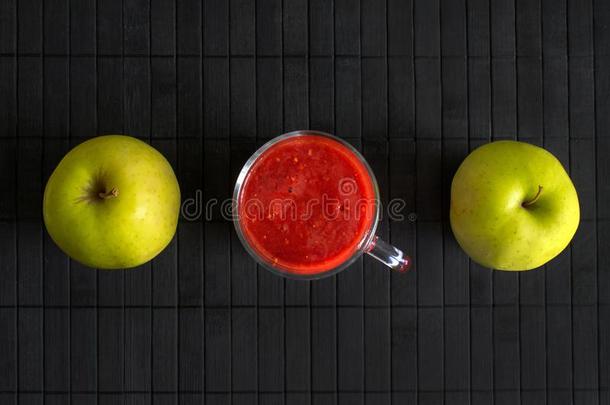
232;130;381;280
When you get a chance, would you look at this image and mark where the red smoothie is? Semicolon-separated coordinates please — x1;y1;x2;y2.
237;134;377;275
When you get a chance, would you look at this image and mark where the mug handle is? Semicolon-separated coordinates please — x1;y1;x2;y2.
365;236;412;272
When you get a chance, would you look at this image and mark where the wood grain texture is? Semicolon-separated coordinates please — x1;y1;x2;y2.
0;0;608;402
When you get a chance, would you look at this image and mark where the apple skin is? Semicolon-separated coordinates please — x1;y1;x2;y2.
43;135;181;269
450;140;579;271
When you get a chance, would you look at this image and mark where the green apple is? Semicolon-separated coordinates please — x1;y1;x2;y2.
43;135;181;269
450;140;579;271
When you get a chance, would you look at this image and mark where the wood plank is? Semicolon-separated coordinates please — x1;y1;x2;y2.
335;56;361;139
124;308;151;391
98;308;124;391
123;0;149;55
388;0;412;56
309;0;333;56
520;306;545;391
599;137;610;220
542;0;567;57
150;58;177;139
311;307;336;391
362;58;387;139
440;0;466;57
444;307;470;391
391;307;416;391
70;0;95;54
470;307;493;392
0;309;17;391
414;0;439;57
152;308;177;391
43;0;69;54
493;305;520;393
309;57;334;134
365;308;390;391
361;0;386;57
0;222;16;307
418;308;443;391
415;59;441;140
546;306;572;391
257;57;283;140
70;57;96;140
516;0;541;57
284;56;308;132
568;56;595;141
467;59;491;141
256;0;282;56
97;0;122;55
338;393;363;405
491;58;516;139
337;307;363;394
205;394;230;405
205;308;231;391
45;394;70;405
572;306;599;393
230;57;256;138
285;307;310;391
467;0;490;57
178;394;203;405
230;0;255;55
18;0;42;53
176;0;201;55
543;55;568;139
335;0;360;56
0;58;16;141
594;0;610;56
178;308;204;391
568;0;593;57
232;393;257;405
70;308;97;391
44;308;70;391
600;305;610;393
517;57;543;142
490;0;515;57
283;0;307;55
150;0;175;55
0;0;16;53
232;307;257;391
258;307;284;392
204;0;229;56
417;222;443;306
388;57;414;138
600;220;610;306
441;59;467;140
203;143;231;302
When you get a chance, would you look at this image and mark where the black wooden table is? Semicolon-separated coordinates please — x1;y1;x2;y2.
1;0;609;404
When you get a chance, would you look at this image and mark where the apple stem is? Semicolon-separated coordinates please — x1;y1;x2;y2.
99;187;119;200
522;185;543;208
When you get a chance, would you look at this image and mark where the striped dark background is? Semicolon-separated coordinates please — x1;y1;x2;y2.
0;0;609;404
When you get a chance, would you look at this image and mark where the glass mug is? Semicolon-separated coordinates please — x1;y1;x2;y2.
233;130;411;280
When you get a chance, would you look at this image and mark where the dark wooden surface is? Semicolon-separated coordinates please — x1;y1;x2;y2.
0;0;609;404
